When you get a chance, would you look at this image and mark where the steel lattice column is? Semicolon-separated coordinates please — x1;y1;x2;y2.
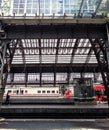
90;39;107;84
90;37;109;105
0;39;17;109
105;24;109;105
0;40;7;109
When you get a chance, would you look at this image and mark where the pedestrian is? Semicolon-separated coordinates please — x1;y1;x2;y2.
97;91;101;104
65;89;71;99
5;92;10;104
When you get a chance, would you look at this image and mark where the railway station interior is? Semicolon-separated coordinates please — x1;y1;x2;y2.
0;0;109;123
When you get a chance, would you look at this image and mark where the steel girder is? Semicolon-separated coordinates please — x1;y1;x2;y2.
78;0;84;17
9;64;101;73
6;82;71;86
4;25;106;39
93;0;103;17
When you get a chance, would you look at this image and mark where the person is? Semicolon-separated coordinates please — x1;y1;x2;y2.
97;91;101;104
5;92;10;104
65;89;71;99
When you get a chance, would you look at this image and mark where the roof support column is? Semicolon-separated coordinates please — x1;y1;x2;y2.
90;38;109;105
39;39;42;86
0;40;8;109
90;39;106;84
54;39;60;86
105;24;109;105
67;70;70;85
93;73;97;83
0;39;17;109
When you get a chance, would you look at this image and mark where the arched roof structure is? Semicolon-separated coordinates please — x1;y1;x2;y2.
0;0;109;87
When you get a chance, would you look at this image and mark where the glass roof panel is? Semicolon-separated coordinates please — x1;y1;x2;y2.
42;55;55;63
11;38;99;64
25;55;39;63
97;0;109;15
58;55;71;63
72;55;97;63
12;55;23;64
0;0;108;16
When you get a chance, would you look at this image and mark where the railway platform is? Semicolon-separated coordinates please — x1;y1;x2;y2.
2;97;75;105
1;102;109;119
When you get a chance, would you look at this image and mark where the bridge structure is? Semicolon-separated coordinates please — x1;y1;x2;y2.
0;0;109;109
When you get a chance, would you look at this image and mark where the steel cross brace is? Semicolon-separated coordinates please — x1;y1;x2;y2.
90;39;107;84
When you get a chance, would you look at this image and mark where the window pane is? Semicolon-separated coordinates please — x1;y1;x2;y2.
26;9;31;14
13;4;19;8
27;4;32;8
19;9;24;14
19;4;25;8
20;0;25;3
14;0;19;3
13;9;18;13
27;0;32;3
32;9;37;14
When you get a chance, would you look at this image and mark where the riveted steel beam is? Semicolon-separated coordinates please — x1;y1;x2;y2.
4;25;107;39
9;63;103;73
0;16;108;25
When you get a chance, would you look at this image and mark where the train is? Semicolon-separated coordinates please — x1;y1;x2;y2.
4;83;107;100
3;86;74;98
